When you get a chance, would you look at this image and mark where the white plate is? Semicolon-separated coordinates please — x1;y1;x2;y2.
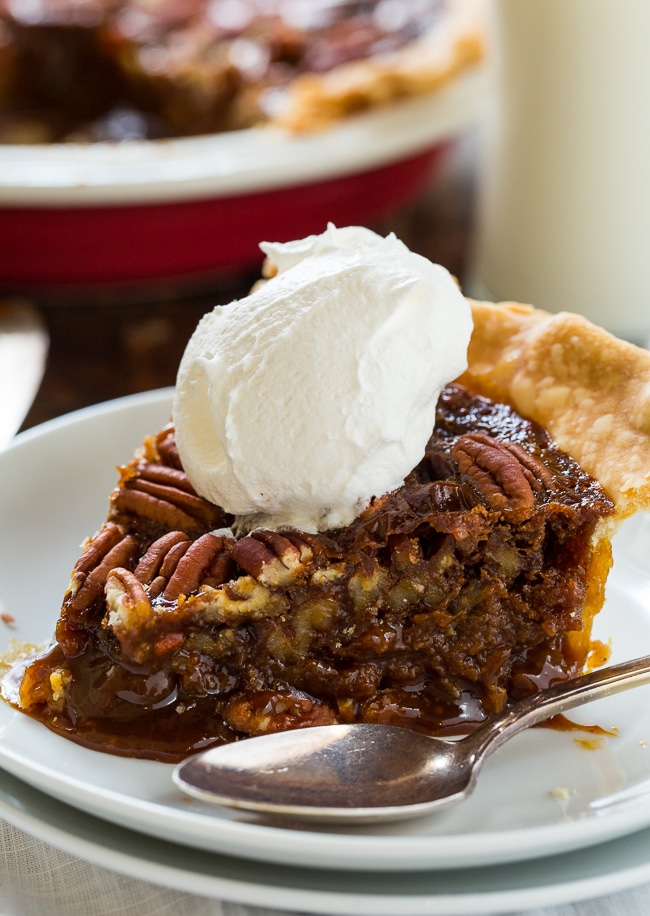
0;69;484;205
2;767;650;916
1;390;650;875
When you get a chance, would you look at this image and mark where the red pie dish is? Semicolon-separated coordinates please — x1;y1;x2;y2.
0;69;484;292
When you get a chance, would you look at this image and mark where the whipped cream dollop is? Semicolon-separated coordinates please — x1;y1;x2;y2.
173;224;473;533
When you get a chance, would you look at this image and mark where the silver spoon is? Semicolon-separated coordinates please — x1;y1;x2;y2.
173;654;650;824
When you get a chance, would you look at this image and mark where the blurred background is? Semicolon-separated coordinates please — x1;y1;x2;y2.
1;0;648;441
0;0;486;436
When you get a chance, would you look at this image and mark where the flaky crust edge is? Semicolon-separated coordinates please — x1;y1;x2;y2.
271;0;485;132
460;300;650;528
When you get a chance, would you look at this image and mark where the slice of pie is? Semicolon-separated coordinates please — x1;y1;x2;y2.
8;299;650;762
0;0;483;142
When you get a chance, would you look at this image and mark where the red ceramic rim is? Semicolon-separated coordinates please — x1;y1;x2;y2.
0;146;447;290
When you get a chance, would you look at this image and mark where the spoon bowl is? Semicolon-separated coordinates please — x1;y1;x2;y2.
176;724;471;824
173;654;650;824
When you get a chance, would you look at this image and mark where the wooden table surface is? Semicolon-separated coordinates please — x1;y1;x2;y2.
19;139;477;434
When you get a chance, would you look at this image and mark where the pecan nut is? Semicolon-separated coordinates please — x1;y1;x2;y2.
111;462;229;533
162;531;235;601
70;521;124;585
104;567;154;641
104;567;189;663
232;529;313;586
65;523;139;617
451;433;554;521
134;531;191;598
147;423;182;470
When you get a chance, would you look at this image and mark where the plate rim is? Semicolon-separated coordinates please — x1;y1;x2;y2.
2;767;650;916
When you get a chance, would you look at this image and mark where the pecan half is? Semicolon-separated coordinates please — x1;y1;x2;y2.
70;521;124;585
137;423;182;469
111;463;228;533
105;568;153;636
104;567;192;663
134;531;191;596
152;424;182;469
232;529;313;586
65;524;139;617
163;531;235;601
451;433;554;521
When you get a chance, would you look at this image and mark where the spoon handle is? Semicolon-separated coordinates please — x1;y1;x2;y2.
464;654;650;764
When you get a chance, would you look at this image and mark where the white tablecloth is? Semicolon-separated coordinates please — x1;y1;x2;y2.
1;819;650;916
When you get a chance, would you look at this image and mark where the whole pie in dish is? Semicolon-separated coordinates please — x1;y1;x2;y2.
7;295;650;762
0;0;484;142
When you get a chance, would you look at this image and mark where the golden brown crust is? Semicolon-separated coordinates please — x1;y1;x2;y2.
461;300;650;522
272;0;485;132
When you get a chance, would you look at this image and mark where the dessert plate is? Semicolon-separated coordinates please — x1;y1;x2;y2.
1;390;650;874
2;767;650;916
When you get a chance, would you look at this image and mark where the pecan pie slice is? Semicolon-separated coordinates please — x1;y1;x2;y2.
9;300;650;762
0;0;483;142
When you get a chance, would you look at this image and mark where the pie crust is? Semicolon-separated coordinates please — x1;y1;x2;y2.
462;300;650;521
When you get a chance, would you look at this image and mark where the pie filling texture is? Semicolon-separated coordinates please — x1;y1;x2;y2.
12;382;616;762
0;0;483;142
